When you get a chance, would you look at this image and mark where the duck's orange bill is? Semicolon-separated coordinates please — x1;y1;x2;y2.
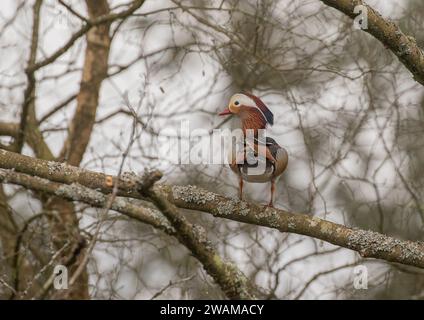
218;108;231;116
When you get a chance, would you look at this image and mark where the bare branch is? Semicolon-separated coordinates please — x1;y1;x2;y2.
320;0;424;86
28;0;146;72
58;0;111;165
14;0;42;153
1;149;423;269
0;168;255;299
0;122;18;138
137;170;255;299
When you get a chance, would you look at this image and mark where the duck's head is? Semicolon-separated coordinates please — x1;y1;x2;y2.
219;93;274;130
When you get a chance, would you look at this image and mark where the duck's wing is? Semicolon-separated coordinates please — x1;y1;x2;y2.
267;138;288;178
273;147;288;177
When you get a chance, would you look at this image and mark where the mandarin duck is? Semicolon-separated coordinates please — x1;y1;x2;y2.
219;93;288;207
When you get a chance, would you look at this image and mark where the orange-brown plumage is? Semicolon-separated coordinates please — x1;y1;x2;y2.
240;107;267;135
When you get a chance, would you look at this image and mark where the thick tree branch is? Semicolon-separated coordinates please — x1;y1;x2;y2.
15;0;42;153
1;149;424;269
59;0;112;166
320;0;424;86
0;169;173;235
0;169;255;299
0;123;18;138
137;171;255;299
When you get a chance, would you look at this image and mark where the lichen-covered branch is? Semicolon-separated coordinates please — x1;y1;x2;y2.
137;171;255;299
166;185;424;269
319;0;424;86
0;168;255;299
0;169;173;235
1;149;424;269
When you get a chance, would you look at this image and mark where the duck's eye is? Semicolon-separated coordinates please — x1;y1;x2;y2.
234;101;240;106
